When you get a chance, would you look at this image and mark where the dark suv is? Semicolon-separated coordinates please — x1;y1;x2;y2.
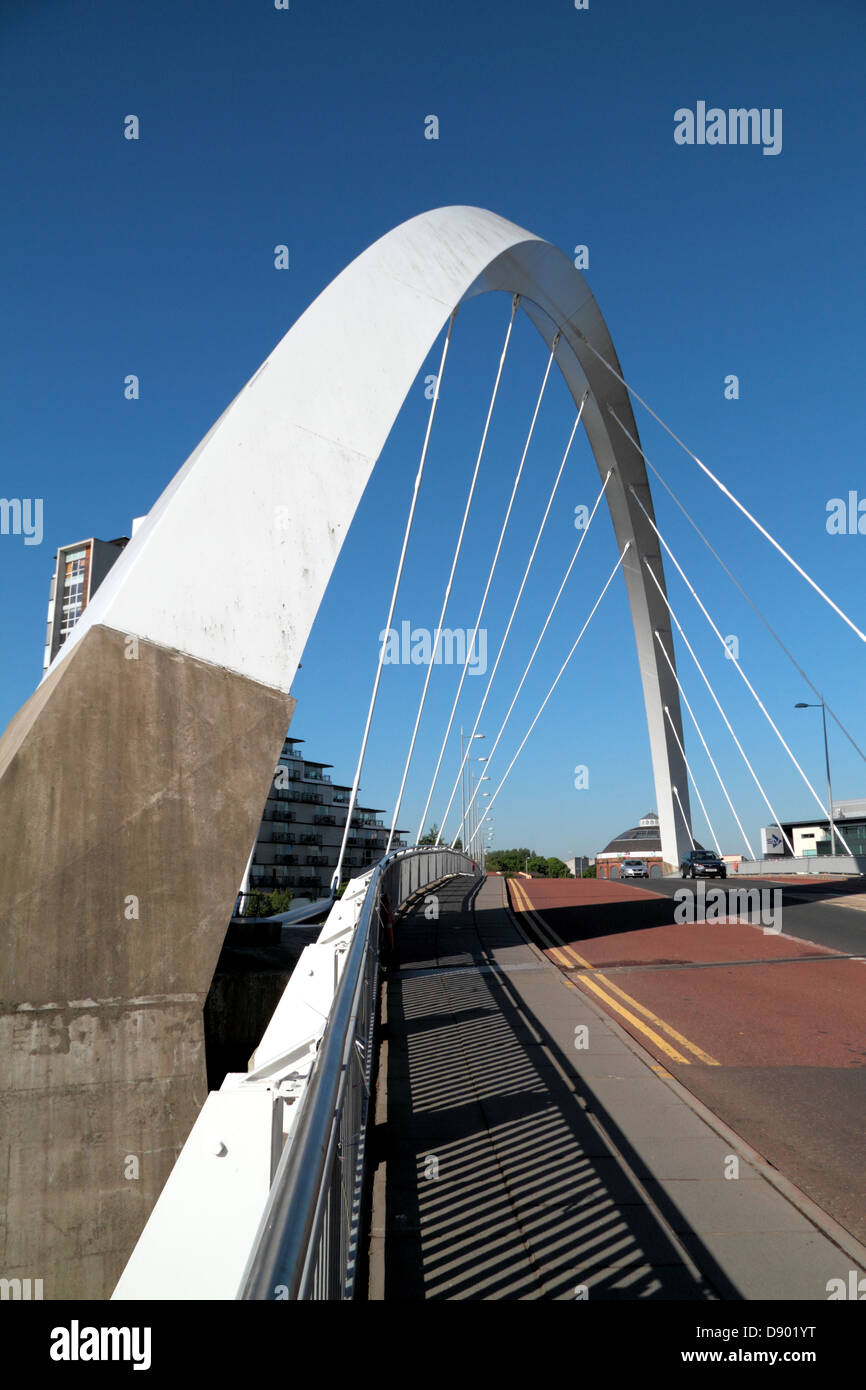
680;849;727;879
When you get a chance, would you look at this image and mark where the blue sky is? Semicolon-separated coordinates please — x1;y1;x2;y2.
2;0;864;860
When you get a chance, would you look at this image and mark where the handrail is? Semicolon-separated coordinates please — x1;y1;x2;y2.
239;866;376;1298
238;845;476;1299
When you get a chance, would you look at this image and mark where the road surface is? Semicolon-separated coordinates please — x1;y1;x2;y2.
504;873;866;1245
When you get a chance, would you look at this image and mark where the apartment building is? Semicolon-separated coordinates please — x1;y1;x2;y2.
43;535;129;673
246;735;407;900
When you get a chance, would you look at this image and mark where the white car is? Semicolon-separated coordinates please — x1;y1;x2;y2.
621;859;649;879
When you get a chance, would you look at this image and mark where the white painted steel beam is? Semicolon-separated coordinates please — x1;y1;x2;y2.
55;206;690;867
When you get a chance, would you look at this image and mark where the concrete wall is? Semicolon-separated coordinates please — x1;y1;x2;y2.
732;856;866;876
0;624;294;1297
202;930;320;1089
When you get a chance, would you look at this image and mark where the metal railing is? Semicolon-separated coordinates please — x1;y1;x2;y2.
238;845;477;1300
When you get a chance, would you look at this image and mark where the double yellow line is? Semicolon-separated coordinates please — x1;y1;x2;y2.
508;878;719;1067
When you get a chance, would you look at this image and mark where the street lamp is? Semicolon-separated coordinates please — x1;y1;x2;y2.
470;776;490;855
466;761;488;854
795;698;837;855
460;729;484;851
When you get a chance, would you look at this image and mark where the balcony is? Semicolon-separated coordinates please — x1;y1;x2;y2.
314;815;337;826
250;867;291;887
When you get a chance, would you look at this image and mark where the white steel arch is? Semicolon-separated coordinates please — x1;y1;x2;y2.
54;205;692;866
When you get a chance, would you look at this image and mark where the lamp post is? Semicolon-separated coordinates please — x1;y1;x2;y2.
472;757;488;857
460;729;484;852
482;820;493;873
470;775;490;856
795;698;837;855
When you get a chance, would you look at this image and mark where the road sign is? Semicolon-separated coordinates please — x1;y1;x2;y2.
761;825;785;855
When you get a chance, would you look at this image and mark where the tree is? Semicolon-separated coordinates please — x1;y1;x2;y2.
582;864;597;878
526;855;549;877
545;857;570;878
243;886;294;917
243;889;270;918
485;848;534;875
419;823;462;850
486;849;571;877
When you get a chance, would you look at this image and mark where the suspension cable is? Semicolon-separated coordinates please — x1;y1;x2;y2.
331;310;458;891
415;332;562;842
655;631;755;858
571;330;866;644
663;703;722;856
672;784;695;851
631;488;853;856
432;392;588;846
385;295;520;853
609;406;866;767
643;558;796;856
450;468;613;847
467;544;629;848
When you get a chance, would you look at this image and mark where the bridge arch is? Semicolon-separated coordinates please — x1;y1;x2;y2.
58;204;693;866
1;207;692;1297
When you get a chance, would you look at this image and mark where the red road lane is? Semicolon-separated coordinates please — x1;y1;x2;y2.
506;876;864;1068
505;874;866;1240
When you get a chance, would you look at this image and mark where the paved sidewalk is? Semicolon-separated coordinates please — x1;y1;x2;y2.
367;874;866;1300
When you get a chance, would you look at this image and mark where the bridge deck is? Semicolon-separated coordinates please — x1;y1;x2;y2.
367;874;714;1300
366;874;863;1300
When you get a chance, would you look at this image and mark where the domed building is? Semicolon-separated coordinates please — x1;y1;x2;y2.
596;810;701;879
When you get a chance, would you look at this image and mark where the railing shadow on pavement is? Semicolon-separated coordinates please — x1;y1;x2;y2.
369;876;742;1301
